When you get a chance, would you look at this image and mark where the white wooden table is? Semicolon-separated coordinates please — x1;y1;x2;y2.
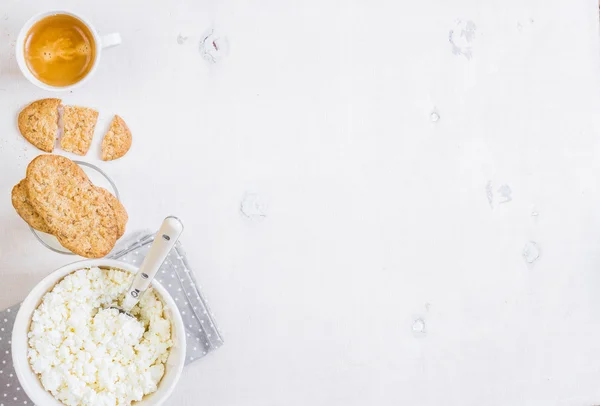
2;0;600;405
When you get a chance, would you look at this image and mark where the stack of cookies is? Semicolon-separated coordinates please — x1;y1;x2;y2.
18;98;132;160
11;155;128;258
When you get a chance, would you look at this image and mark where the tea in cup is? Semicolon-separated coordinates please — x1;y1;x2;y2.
16;11;121;91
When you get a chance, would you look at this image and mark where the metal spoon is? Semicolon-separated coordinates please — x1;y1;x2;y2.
111;216;184;317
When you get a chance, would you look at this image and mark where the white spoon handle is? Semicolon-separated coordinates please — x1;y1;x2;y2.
122;216;184;311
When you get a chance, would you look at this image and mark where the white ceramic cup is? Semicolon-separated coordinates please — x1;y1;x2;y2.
16;10;121;91
12;259;186;406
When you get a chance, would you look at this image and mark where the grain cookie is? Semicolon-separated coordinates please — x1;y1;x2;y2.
97;187;128;239
101;115;132;161
60;106;99;155
18;98;61;152
11;179;53;234
26;155;118;258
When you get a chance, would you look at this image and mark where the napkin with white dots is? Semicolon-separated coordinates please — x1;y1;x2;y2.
0;230;223;405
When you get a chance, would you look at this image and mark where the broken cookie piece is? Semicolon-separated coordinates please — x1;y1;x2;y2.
101;115;132;161
18;98;61;152
60;105;99;155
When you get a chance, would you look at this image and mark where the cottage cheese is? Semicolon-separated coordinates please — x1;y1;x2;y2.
28;267;173;406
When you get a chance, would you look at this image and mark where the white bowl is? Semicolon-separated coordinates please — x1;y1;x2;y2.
12;259;186;406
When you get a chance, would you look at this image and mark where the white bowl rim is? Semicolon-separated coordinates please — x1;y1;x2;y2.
12;258;186;406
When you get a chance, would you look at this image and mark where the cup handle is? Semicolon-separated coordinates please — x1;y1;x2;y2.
100;33;122;49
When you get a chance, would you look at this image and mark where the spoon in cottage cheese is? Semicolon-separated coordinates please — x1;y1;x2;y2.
112;216;184;317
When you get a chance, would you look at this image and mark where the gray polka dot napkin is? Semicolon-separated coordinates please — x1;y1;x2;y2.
0;230;223;405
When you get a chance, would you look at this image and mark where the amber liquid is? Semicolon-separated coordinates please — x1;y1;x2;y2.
24;14;96;87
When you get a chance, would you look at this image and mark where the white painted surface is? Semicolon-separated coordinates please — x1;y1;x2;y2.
1;0;600;405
